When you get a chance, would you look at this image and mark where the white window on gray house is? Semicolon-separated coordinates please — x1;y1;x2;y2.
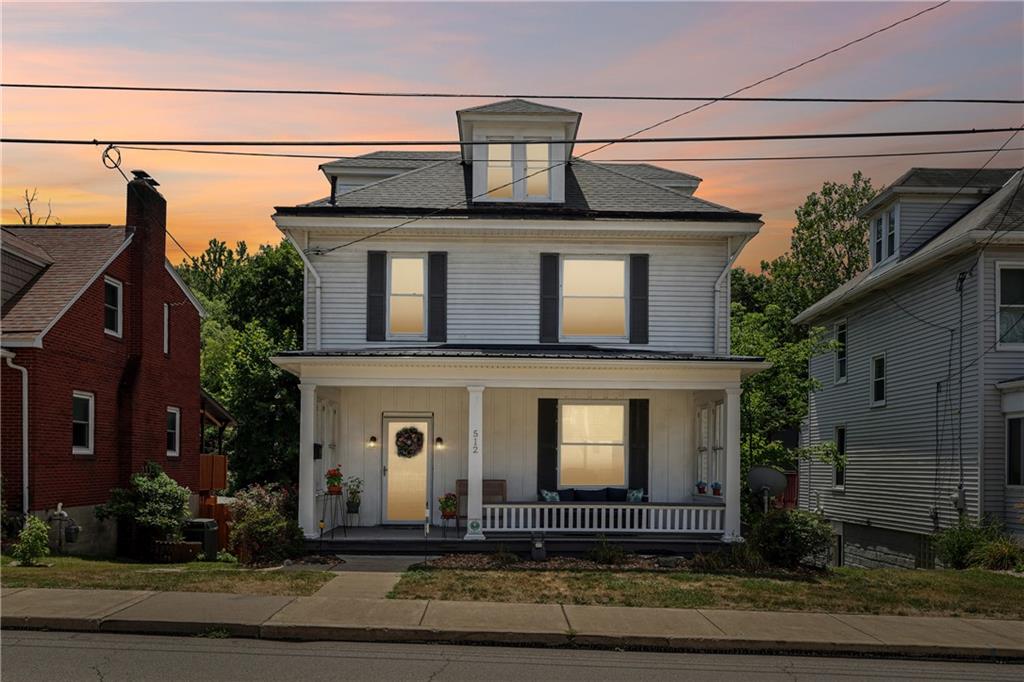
886;206;897;257
485;139;552;201
1008;417;1023;486
870;354;886;406
872;208;898;266
72;391;94;455
997;264;1024;347
835;321;848;382
834;426;846;488
387;255;426;338
561;256;627;339
873;217;883;264
559;402;626;487
103;276;123;337
166;407;180;457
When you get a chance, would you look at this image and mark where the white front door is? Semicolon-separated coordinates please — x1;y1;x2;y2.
382;417;431;524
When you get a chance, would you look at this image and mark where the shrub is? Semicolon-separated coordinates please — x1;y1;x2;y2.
230;483;304;565
587;535;628;565
216;550;239;564
95;462;191;541
11;515;50;566
967;537;1024;571
932;518;1004;570
749;509;831;569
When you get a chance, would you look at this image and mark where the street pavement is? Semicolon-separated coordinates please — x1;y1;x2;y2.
2;631;1021;682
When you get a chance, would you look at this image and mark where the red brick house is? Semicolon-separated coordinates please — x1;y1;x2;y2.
1;175;205;554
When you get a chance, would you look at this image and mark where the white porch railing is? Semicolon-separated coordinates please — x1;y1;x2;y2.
481;503;725;534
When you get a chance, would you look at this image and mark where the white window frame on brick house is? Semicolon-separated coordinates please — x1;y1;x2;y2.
870;352;887;407
103;276;123;338
834;319;848;384
72;391;95;456
166;407;180;457
996;261;1024;350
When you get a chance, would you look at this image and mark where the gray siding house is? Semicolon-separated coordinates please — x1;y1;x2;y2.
270;99;768;547
794;168;1024;568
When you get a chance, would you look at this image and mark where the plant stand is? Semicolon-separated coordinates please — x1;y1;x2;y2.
319;493;347;539
440;514;459;539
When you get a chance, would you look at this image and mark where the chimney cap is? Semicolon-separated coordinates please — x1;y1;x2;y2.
130;169;160;187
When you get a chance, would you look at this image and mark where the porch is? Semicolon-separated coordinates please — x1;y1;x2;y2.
272;347;766;548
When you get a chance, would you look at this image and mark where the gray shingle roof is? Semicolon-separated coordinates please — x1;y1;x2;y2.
896;168;1017;189
1;225;129;342
276;344;763;362
457;99;580;115
289;155;756;220
603;163;701;185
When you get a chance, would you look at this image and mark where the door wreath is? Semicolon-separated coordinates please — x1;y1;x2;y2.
395;426;425;458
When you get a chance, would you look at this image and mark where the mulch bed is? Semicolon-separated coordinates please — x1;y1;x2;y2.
415;553;676;572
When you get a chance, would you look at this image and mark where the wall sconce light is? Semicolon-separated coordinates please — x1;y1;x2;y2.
368;436;377;448
435;437;445;449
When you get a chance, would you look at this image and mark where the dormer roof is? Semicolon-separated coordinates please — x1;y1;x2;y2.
859;167;1018;217
456;98;581;115
456;98;582;162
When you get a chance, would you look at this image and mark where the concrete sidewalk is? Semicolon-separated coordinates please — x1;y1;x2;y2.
2;587;1021;660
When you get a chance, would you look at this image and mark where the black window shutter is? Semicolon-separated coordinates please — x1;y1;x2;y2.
540;253;560;343
537;398;559;494
428;252;447;342
629;254;649;344
628;399;649;493
366;251;387;341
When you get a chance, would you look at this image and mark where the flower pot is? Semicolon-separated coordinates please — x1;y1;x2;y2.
712;488;722;496
696;486;707;495
346;501;360;514
327;484;342;495
441;510;457;520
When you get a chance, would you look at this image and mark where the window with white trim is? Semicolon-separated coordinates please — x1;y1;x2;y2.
873;217;883;264
163;303;170;355
558;402;626;487
72;391;94;455
870;353;886;406
1007;416;1023;486
886;206;897;257
560;256;627;339
997;264;1024;347
835;320;848;382
834;426;846;488
871;206;899;266
104;277;123;337
484;138;552;201
387;255;426;338
166;407;180;457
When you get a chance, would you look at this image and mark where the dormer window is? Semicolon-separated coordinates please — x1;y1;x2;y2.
483;138;552;201
872;205;899;266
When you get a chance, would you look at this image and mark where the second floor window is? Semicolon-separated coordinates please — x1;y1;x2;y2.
871;353;886;406
835;321;848;382
104;276;122;337
561;256;626;339
388;255;426;337
998;264;1024;347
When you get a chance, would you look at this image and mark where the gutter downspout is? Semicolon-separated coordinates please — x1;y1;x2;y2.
713;235;753;355
285;231;322;351
4;351;29;515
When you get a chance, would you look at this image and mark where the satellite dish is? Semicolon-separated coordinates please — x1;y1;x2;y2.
747;466;788;513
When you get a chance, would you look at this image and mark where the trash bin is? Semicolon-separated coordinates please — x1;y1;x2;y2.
184;518;219;561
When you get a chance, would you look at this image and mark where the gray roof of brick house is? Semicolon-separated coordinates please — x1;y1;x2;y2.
283;154;757;221
1;225;129;342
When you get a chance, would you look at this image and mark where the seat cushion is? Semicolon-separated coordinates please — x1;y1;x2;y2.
557;488;577;501
605;487;628;502
575;488;609;502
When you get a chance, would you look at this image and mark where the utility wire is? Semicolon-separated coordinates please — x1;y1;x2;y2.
6;82;1019;105
112;144;1024;163
309;0;961;256
5;127;1021;149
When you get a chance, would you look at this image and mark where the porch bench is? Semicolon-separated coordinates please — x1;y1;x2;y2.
481;501;725;535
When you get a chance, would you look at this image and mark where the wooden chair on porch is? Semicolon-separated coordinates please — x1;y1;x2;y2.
455;479;507;537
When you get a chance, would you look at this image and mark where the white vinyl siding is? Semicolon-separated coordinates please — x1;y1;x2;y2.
72;391;94;455
103;276;122;337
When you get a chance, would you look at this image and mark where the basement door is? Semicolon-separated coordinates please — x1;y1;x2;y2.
382;416;432;524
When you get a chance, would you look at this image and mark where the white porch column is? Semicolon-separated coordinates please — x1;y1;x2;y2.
298;382;318;538
723;386;743;542
464;385;486;539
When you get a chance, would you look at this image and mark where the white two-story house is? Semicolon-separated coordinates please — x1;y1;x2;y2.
271;100;766;548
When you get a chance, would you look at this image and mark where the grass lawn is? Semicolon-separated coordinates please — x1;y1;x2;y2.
390;566;1024;619
1;555;334;596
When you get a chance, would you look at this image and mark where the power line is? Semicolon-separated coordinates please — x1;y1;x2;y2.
309;0;956;256
4;82;1019;106
4;126;1021;149
112;144;1024;163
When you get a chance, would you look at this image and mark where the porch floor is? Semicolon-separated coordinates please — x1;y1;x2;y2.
307;524;726;556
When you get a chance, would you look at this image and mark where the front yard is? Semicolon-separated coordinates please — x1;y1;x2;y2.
390;565;1024;619
0;555;334;596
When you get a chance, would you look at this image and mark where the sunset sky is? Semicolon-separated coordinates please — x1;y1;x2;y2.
2;1;1022;270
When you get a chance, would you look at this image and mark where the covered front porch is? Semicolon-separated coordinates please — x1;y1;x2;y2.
272;348;765;549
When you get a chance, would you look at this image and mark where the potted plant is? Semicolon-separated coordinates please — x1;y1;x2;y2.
325;467;343;495
696;480;708;495
345;476;363;514
711;481;722;496
439;493;458;519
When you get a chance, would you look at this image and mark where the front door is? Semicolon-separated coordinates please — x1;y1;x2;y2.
382;416;431;524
